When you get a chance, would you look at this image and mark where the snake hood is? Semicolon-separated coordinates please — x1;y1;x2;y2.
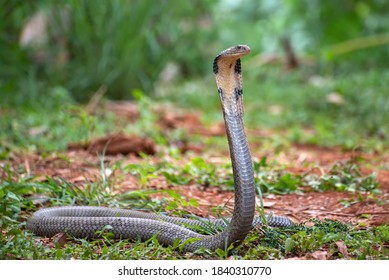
213;45;250;116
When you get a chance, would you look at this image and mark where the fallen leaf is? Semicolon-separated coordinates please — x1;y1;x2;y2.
311;250;327;260
53;233;68;248
30;194;50;205
335;241;348;258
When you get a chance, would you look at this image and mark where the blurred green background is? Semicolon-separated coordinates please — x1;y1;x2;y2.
1;0;389;152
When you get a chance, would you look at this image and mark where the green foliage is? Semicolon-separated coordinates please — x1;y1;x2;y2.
161;157;233;189
125;161;158;188
63;0;168;100
241;219;389;260
2;0;389;107
1;147;387;259
125;90;166;142
255;157;301;195
253;157;381;195
165;190;198;212
0;178;27;226
182;158;218;186
164;68;389;148
304;161;380;193
0;88;114;152
212;0;389;69
0;0;217;101
289;219;389;259
250;69;389;148
285;0;389;67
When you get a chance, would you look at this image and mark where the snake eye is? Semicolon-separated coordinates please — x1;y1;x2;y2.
234;45;250;55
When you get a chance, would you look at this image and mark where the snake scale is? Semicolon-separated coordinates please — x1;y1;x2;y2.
27;45;293;252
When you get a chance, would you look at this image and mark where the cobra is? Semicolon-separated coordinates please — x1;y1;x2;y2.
27;45;293;252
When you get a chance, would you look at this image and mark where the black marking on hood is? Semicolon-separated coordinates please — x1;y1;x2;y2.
234;88;243;100
218;87;224;100
234;59;241;74
213;55;220;74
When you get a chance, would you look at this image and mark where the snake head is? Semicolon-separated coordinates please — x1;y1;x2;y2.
217;45;251;59
213;45;250;74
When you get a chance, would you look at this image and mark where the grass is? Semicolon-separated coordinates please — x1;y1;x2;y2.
2;172;388;260
1;141;388;259
1;67;389;260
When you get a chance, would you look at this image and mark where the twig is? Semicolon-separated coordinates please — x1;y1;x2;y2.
85;85;107;113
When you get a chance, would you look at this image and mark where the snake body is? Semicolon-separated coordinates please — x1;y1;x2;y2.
27;45;293;252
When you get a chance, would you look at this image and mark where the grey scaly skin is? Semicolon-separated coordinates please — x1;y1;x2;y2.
27;45;293;252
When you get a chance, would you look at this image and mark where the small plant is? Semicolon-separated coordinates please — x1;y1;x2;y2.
254;157;303;195
124;160;159;188
303;161;380;193
165;190;199;214
252;158;381;197
181;157;218;186
161;157;233;189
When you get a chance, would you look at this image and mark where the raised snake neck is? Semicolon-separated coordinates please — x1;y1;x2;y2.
26;45;293;252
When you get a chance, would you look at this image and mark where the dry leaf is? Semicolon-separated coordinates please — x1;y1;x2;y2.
335;241;349;258
311;250;327;260
30;194;50;205
53;233;68;248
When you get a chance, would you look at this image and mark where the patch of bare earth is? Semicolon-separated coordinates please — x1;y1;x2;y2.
270;144;389;226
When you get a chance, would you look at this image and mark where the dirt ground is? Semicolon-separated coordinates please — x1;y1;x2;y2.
5;103;389;228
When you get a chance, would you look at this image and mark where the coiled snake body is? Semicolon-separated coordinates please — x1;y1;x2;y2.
27;45;293;252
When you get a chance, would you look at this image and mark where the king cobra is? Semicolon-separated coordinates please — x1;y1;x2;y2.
27;45;293;252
